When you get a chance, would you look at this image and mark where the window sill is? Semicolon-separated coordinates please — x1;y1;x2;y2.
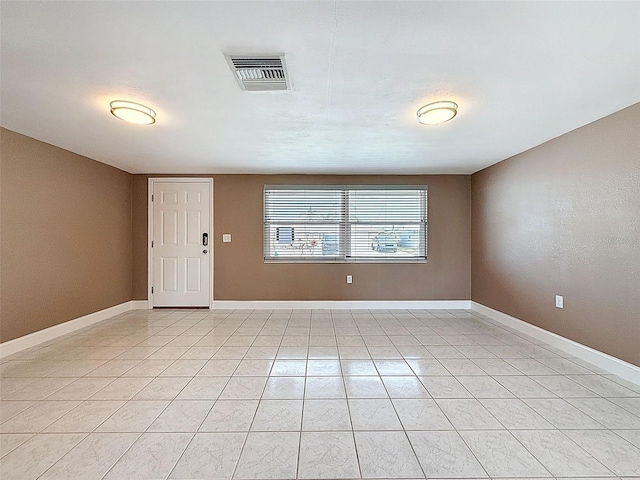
264;258;428;264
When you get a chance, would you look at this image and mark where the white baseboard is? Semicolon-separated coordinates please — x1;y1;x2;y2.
212;300;472;310
131;300;151;310
0;300;145;359
471;301;640;386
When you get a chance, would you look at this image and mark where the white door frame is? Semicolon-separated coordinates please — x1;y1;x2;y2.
148;178;214;309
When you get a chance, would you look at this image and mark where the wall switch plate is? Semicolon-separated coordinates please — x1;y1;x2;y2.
346;275;353;284
555;295;564;309
222;234;232;243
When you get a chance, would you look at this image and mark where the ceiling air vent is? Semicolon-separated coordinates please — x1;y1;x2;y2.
225;54;289;91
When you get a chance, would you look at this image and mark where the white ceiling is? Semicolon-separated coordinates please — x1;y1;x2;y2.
1;1;639;175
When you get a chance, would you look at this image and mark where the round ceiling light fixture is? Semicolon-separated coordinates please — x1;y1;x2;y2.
416;101;458;125
109;100;156;125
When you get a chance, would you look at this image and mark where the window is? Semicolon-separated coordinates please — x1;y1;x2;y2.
264;185;427;262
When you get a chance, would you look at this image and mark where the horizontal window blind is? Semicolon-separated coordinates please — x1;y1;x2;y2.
264;185;427;262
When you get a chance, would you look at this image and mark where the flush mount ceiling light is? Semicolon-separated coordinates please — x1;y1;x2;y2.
417;101;458;125
109;100;156;125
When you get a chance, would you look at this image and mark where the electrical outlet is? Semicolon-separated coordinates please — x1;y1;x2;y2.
555;295;564;309
346;275;353;284
222;234;232;243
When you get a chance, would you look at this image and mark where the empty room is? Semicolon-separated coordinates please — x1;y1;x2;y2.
1;1;639;479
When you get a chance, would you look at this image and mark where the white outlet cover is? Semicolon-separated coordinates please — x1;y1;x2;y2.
346;275;353;284
222;234;232;243
555;295;564;308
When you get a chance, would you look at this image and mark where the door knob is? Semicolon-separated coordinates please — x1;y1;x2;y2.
203;249;208;254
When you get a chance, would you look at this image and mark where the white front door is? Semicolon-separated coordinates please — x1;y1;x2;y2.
152;180;211;307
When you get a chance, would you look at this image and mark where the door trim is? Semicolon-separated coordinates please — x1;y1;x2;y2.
148;178;214;308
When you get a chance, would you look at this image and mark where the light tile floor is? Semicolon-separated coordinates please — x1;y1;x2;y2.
1;308;640;479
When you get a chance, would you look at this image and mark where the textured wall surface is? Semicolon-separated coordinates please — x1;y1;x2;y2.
1;128;133;342
132;175;471;302
472;103;640;366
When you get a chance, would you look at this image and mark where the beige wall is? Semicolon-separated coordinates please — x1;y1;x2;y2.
0;128;133;342
471;103;640;366
132;175;471;301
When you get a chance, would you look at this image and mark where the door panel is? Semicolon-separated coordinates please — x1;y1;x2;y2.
162;210;178;245
161;257;178;291
185;210;201;245
186;257;201;292
152;181;211;307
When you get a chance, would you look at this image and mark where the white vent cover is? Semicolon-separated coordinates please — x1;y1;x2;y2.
225;54;289;91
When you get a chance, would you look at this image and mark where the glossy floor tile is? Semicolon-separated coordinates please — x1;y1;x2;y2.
1;308;639;479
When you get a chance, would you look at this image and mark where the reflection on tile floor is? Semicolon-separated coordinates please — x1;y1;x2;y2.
1;308;640;479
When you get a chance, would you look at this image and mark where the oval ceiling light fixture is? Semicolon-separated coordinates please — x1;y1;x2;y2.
110;100;156;125
417;100;458;125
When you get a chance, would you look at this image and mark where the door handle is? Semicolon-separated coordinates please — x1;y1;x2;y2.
202;233;209;246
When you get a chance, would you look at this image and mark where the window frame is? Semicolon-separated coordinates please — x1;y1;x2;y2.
263;185;428;263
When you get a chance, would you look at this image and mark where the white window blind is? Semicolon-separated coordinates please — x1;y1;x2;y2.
264;185;427;262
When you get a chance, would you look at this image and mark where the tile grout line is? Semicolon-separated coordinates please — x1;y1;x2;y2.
340;310;364;480
230;309;290;480
33;431;92;480
95;431;146;480
294;311;311;480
